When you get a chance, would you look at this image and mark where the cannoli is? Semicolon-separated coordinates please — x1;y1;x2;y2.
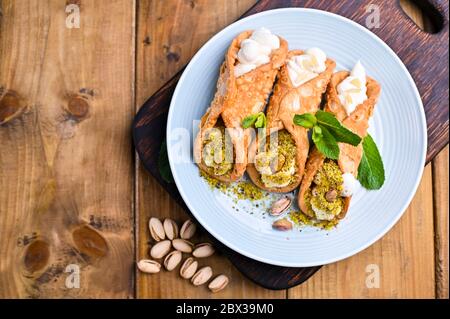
298;61;381;221
247;48;336;192
194;28;288;182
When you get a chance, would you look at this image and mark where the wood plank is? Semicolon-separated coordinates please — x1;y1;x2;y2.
288;165;435;298
432;146;449;299
0;0;135;298
135;0;284;298
287;0;437;299
136;0;255;106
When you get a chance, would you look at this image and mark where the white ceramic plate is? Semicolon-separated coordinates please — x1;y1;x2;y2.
166;8;427;267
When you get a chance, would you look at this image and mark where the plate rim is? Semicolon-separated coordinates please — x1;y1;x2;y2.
166;7;427;267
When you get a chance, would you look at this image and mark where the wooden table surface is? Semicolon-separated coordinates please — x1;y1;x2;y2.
0;0;448;299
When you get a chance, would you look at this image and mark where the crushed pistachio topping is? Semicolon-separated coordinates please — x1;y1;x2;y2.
200;170;228;192
202;126;233;176
290;211;338;230
232;181;266;201
254;130;297;188
304;160;344;221
199;170;267;201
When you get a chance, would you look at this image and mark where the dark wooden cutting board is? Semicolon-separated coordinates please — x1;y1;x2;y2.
133;0;449;290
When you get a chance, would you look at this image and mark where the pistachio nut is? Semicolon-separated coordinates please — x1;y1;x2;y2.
270;196;292;216
272;218;293;231
192;243;215;258
163;250;182;271
191;266;213;286
325;189;337;202
179;257;198;279
149;217;165;242
180;220;196;240
163;218;179;240
208;274;229;293
172;238;194;253
150;240;171;259
137;259;161;274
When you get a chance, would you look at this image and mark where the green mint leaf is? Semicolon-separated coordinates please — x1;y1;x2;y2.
242;114;258;128
158;139;174;183
316;110;361;146
357;134;385;190
313;125;322;136
255;113;266;128
293;113;317;129
313;125;339;160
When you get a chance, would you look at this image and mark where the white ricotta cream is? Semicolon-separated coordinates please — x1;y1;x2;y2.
337;61;367;115
286;47;327;87
234;27;280;77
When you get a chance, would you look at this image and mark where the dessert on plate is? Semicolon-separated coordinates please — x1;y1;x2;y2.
298;61;381;221
247;48;336;192
194;28;288;182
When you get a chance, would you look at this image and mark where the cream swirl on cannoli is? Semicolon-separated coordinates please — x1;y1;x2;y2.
234;27;281;77
337;61;367;115
286;48;327;87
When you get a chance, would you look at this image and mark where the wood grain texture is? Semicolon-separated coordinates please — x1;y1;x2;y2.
244;0;449;163
0;0;135;298
139;0;448;165
288;0;442;300
132;58;321;290
288;165;436;298
432;146;449;299
134;0;447;298
135;0;284;298
136;0;256;107
0;0;446;299
288;0;444;299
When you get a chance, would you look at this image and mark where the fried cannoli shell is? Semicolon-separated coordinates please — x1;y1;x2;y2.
247;50;336;192
298;71;381;218
194;30;288;183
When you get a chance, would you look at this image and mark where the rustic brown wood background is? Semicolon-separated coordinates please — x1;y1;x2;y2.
0;0;448;298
